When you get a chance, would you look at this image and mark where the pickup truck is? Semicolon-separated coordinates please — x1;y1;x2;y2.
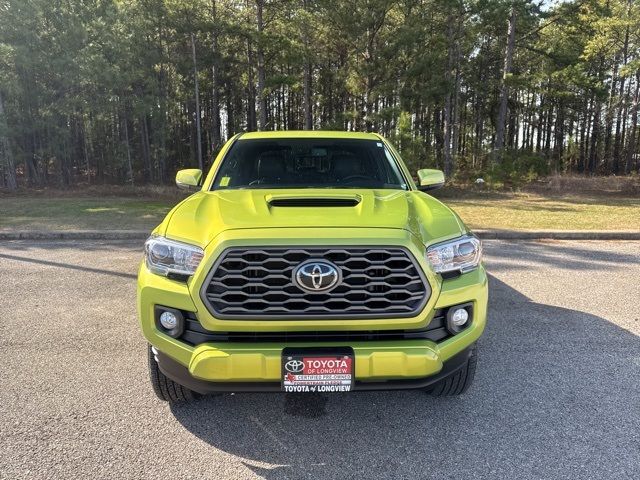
138;131;487;402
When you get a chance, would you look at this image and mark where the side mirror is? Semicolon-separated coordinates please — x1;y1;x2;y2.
176;169;203;191
417;168;445;192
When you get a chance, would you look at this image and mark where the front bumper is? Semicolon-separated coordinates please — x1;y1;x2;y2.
138;228;488;388
154;345;476;393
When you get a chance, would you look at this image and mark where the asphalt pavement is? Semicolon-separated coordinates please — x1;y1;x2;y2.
0;240;639;479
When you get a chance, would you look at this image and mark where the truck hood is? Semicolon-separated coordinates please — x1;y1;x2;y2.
161;189;466;247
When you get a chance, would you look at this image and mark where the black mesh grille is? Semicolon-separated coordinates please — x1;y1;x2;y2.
179;310;448;345
201;247;430;319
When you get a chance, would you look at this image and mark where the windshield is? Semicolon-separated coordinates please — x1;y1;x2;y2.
211;138;408;190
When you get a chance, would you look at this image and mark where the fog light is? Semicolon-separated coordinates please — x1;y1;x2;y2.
451;308;469;327
159;311;178;330
446;304;472;335
155;307;184;338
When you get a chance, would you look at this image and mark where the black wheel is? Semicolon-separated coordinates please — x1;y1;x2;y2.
428;344;478;396
148;345;198;403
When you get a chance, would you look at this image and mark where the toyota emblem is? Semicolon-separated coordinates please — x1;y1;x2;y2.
284;360;305;373
293;260;341;293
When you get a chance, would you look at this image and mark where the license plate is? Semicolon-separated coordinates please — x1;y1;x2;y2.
281;349;354;393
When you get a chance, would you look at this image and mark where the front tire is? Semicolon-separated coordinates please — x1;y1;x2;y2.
428;344;478;396
148;345;198;403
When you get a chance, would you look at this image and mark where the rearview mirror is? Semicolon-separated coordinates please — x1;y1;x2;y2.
417;169;445;192
176;169;203;191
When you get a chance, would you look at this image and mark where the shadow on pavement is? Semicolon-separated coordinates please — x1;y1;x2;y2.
483;240;640;272
0;252;137;279
170;274;640;479
0;239;142;252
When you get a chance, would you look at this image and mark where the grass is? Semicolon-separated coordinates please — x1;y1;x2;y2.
437;191;640;231
0;196;176;231
0;189;638;232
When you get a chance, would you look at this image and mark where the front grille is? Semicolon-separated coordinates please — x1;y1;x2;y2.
179;310;449;345
200;247;430;319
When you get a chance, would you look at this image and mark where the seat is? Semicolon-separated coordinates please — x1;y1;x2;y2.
256;151;286;184
331;153;364;182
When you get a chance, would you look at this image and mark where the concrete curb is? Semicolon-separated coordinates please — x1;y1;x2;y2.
473;229;640;240
0;230;150;241
1;229;640;241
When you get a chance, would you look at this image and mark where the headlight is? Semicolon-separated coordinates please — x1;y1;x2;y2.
144;235;204;277
426;234;482;274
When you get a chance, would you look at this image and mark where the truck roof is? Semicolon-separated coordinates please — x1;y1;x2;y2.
238;130;381;141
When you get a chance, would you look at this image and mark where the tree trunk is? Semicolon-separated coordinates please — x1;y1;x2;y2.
451;22;462;168
256;0;267;130
123;113;134;186
191;33;203;171
302;0;313;130
157;28;168;183
588;63;605;174
613;14;630;174
82;114;90;185
303;63;313;130
246;38;257;131
474;94;483;166
604;59;618;171
226;84;236;136
494;3;516;159
553;100;565;172
624;71;640;174
460;85;468;157
442;19;454;176
24;103;39;186
210;0;222;149
0;91;17;190
536;94;545;152
140;114;151;183
434;108;443;168
578;98;588;173
589;97;602;175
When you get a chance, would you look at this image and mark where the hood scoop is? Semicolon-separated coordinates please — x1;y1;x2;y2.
267;194;361;208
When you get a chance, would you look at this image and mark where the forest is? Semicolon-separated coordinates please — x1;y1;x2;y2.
0;0;639;189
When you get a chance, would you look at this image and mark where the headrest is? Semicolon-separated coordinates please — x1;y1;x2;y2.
332;154;362;178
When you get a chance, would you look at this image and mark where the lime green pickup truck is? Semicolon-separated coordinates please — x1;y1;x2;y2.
138;131;487;402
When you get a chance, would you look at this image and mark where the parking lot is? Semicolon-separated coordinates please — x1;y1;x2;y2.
1;240;639;479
